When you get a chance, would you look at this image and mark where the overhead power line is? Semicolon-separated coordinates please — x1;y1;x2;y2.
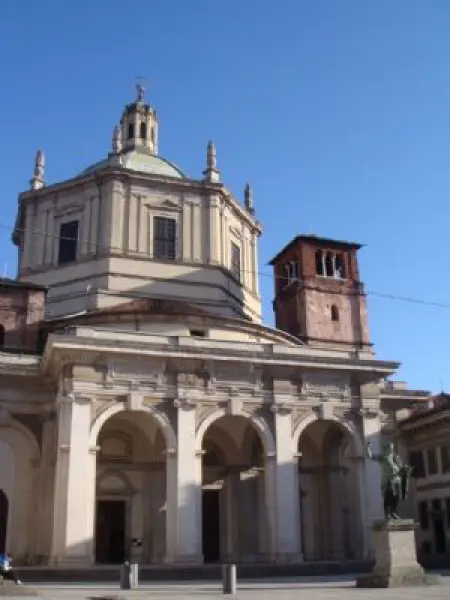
2;221;449;311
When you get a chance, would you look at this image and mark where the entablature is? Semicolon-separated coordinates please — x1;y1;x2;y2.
42;327;399;383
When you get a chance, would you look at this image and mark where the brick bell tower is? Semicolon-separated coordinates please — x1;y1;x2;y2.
269;234;371;350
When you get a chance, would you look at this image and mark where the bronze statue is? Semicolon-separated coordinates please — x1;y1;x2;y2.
366;442;412;520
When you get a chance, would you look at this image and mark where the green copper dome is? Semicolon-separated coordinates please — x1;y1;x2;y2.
79;149;186;179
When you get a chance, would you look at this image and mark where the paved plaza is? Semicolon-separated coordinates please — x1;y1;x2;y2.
15;574;450;600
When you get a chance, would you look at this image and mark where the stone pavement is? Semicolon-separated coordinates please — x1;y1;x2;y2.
18;574;450;600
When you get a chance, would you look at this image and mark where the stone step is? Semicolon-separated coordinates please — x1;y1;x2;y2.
14;560;371;583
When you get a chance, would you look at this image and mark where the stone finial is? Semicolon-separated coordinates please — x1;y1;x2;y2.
244;182;255;215
30;149;45;190
203;141;220;183
112;124;122;154
207;141;216;169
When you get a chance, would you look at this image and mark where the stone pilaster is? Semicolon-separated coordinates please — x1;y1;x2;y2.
165;396;202;563
209;195;221;264
271;402;302;562
50;393;95;565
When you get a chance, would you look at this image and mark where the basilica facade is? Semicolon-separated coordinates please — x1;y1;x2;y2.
0;88;429;567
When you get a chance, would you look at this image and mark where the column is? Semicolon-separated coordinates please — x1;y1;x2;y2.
362;408;383;559
263;454;277;560
51;393;96;565
35;413;56;560
271;403;302;562
165;397;202;563
349;455;370;559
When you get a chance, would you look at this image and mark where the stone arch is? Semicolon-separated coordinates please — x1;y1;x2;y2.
203;429;240;465
295;411;365;562
196;408;275;456
0;417;41;463
90;402;176;451
0;418;39;560
292;411;364;456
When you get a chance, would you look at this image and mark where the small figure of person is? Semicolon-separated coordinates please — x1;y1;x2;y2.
0;553;22;585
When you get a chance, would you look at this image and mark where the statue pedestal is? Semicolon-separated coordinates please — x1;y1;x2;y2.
356;519;440;588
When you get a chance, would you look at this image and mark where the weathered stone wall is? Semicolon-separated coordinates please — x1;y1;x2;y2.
0;280;46;351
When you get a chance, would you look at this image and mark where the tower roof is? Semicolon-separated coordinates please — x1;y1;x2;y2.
268;234;363;265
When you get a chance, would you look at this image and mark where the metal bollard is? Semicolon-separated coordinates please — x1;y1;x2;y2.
120;561;131;589
130;563;139;588
222;563;237;595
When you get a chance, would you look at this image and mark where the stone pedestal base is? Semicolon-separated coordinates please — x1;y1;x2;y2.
356;519;441;588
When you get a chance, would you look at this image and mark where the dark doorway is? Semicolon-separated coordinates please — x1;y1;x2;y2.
202;489;220;563
433;516;446;554
95;500;126;564
0;490;8;553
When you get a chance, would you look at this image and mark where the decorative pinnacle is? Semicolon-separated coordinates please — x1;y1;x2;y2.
244;182;254;214
30;149;45;190
112;124;122;154
203;140;220;183
207;141;216;169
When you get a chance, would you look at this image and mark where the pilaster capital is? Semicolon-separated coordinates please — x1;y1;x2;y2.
173;396;196;411
163;447;177;458
362;407;379;420
270;402;293;416
89;445;101;455
58;393;93;406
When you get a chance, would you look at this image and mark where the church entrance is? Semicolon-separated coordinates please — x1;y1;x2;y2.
202;489;220;563
95;500;126;564
201;415;266;563
0;490;8;553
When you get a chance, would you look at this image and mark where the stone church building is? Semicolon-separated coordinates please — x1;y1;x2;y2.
0;88;429;567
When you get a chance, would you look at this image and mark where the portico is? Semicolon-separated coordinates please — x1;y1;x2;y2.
33;319;396;567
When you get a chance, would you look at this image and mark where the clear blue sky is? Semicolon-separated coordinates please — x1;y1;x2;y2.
2;1;450;392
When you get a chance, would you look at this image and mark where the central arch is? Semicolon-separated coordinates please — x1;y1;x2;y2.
91;404;176;565
197;409;274;564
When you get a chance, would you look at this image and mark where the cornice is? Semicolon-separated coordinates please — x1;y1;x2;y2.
42;331;398;381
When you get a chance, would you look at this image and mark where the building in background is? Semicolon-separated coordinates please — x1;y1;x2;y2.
0;88;430;568
399;394;450;566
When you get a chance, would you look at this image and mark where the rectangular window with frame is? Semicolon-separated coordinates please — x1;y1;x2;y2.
230;242;241;280
58;220;79;265
426;448;438;475
153;216;176;260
